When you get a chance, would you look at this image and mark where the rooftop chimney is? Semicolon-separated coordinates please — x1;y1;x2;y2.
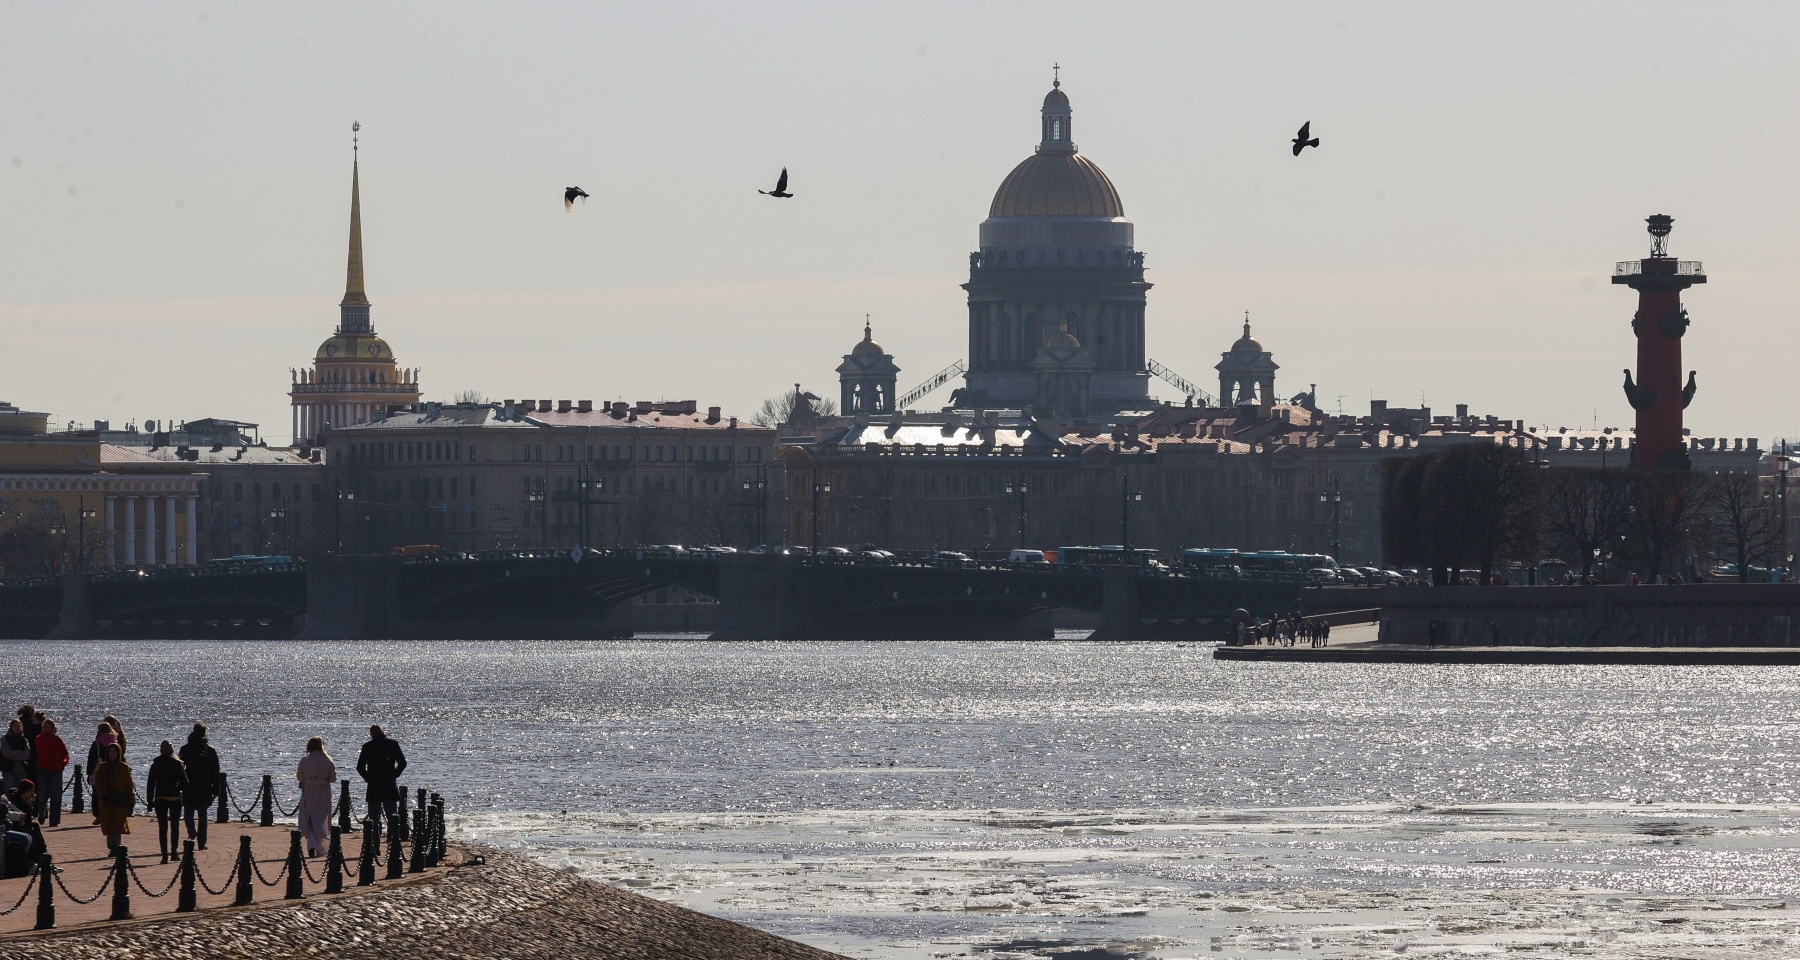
706;406;721;423
635;400;654;415
578;400;593;413
558;400;572;413
538;399;551;412
1455;403;1469;420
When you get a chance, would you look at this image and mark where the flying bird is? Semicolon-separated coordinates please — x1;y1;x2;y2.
759;167;793;198
564;186;590;212
1291;121;1320;156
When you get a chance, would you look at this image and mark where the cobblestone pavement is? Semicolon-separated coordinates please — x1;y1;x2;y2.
2;844;848;960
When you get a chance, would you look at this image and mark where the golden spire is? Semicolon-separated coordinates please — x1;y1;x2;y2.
342;121;368;309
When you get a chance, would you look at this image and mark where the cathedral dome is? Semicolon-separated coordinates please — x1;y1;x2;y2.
988;152;1124;218
316;333;394;361
1043;86;1070;112
1230;323;1263;354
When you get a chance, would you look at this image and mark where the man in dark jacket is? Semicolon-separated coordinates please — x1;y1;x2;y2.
177;723;221;850
356;725;407;831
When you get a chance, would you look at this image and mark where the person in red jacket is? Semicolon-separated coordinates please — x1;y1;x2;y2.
32;719;69;827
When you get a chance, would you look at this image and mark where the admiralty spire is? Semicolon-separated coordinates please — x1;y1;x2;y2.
290;123;421;446
961;76;1151;417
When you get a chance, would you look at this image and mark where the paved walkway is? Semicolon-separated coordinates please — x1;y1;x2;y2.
0;814;449;935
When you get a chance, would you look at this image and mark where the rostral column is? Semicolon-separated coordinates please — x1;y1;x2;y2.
1614;214;1705;470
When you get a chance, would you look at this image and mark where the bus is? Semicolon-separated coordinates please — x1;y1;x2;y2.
1180;548;1241;576
1057;546;1161;570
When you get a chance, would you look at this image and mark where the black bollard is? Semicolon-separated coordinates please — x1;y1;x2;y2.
34;853;55;930
177;840;197;912
259;774;274;828
233;835;254;906
69;765;84;816
386;808;405;880
408;807;426;874
216;771;230;825
356;817;377;887
393;783;409;842
431;796;447;864
284;830;305;900
416;787;427;820
109;845;131;921
325;826;344;894
337;779;354;835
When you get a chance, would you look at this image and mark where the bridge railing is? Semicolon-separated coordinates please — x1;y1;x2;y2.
89;562;307;584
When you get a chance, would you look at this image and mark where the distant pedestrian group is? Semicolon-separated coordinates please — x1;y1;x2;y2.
2;704;408;876
1233;613;1330;647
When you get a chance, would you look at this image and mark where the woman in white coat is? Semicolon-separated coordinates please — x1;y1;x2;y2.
295;736;336;858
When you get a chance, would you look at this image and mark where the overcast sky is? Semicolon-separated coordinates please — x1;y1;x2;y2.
2;1;1797;444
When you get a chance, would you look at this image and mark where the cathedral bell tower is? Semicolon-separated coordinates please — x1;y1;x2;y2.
836;319;900;415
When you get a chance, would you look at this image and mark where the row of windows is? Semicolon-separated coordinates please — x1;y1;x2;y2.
209;482;322;503
540;444;764;463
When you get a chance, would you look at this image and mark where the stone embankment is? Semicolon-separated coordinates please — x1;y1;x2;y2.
4;844;846;960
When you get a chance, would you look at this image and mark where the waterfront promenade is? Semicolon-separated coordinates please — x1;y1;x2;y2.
0;820;845;959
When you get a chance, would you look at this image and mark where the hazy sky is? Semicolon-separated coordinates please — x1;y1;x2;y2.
3;2;1798;444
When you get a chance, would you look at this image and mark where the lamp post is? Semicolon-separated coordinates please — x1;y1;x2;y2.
1120;476;1142;551
810;473;832;554
268;507;287;556
741;466;770;548
526;490;546;551
335;489;355;555
1004;473;1028;549
1592;546;1603;584
50;519;67;573
1318;474;1342;561
1779;440;1790;577
77;496;96;573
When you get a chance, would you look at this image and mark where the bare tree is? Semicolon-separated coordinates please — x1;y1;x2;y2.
1703;471;1781;581
1413;443;1543;586
1626;470;1709;581
752;388;838;428
452;389;487;405
1541;469;1634;580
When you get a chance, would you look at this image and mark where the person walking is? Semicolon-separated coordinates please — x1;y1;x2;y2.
0;719;29;793
355;725;408;833
177;723;220;851
91;741;136;850
296;737;336;858
86;721;119;779
31;718;68;827
145;740;187;864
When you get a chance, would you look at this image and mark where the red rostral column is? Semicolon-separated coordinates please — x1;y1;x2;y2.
1614;214;1704;470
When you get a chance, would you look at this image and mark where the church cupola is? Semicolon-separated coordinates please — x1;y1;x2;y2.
837;317;900;415
1038;68;1075;155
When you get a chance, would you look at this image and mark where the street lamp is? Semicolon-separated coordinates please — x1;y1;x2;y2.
810;473;832;554
268;506;287;556
1004;473;1028;549
741;466;770;548
77;496;96;573
1318;474;1343;561
50;519;67;573
526;489;546;550
335;489;356;555
1120;476;1143;551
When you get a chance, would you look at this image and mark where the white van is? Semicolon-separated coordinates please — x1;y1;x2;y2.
1008;549;1049;564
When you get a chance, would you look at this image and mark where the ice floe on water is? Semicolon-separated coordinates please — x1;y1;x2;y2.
466;802;1800;958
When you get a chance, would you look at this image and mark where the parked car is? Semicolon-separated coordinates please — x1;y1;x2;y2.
1337;568;1367;586
931;550;976;568
1306;567;1338;585
817;546;853;557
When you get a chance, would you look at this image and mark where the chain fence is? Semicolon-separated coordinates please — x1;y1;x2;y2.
53;865;114;905
126;859;182;899
0;871;37;916
192;854;240;897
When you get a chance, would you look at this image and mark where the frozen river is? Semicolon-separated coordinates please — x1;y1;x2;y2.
15;637;1800;958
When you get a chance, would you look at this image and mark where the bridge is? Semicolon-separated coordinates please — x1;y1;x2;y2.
0;552;1317;641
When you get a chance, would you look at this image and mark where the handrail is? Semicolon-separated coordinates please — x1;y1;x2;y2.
896;360;967;410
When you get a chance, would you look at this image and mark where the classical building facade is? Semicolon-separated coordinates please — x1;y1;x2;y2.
962;79;1151;415
322;399;779;552
290;135;421;445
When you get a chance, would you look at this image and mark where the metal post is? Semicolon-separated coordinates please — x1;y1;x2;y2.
234;835;254;906
336;779;353;835
284;830;305;899
1120;477;1141;552
70;765;84;815
386;811;405;879
408;808;426;874
811;473;827;554
177;839;197;912
357;817;377;886
34;853;55;929
431;796;446;865
1331;474;1342;560
1780;440;1790;579
259;774;274;827
325;826;344;894
216;772;229;824
110;845;132;920
393;784;409;842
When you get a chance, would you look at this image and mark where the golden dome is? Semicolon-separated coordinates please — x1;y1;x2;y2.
1045;319;1082;349
1231;322;1263;354
851;321;884;356
316;333;394;361
988;152;1124;218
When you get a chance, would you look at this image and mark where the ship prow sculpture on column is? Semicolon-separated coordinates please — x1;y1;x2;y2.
1612;214;1705;471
